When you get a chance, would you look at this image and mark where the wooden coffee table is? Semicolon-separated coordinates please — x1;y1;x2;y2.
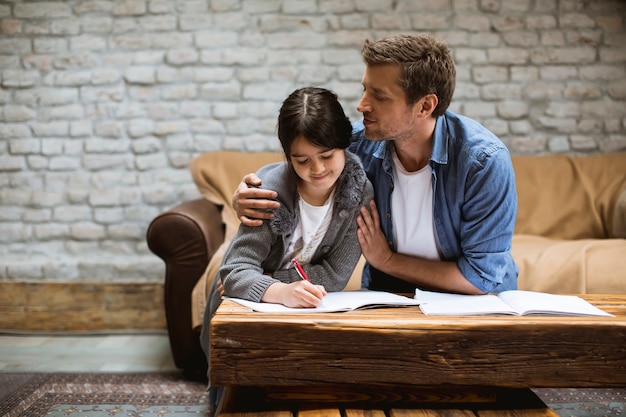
210;294;626;416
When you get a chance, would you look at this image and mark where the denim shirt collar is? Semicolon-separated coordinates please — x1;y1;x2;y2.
431;113;449;166
372;140;393;176
372;140;387;161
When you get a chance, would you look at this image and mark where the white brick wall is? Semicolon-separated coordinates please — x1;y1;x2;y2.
0;0;625;282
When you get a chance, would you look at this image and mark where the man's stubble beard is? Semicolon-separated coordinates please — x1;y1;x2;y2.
363;126;387;142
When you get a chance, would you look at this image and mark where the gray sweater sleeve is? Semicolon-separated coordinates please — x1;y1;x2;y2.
219;223;285;302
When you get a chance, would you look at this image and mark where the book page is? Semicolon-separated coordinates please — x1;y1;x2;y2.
415;289;614;317
498;290;613;317
225;290;421;313
416;292;517;316
414;288;484;303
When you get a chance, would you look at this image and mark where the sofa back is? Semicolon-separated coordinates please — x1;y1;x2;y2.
190;150;626;242
190;151;285;241
512;152;626;240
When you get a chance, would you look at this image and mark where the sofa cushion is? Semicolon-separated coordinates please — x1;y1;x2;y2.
512;152;626;240
513;234;626;294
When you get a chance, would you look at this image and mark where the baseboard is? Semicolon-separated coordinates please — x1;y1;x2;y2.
0;281;167;332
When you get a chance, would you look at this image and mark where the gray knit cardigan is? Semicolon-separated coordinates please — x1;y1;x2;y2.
205;151;374;316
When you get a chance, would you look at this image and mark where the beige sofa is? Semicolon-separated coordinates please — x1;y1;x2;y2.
147;150;626;376
511;152;626;294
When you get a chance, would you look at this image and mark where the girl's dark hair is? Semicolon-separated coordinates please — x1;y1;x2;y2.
277;87;352;158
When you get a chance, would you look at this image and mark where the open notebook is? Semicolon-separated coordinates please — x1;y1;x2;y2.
224;290;421;313
414;289;613;317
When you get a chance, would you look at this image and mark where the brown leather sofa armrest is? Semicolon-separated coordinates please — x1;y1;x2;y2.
146;198;225;378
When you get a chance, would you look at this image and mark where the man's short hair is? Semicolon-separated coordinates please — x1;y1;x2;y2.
361;34;456;117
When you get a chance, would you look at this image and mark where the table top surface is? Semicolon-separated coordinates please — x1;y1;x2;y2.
210;294;626;388
213;293;626;326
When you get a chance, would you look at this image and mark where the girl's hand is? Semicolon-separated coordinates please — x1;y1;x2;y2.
262;281;327;308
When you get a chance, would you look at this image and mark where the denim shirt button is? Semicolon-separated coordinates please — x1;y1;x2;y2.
386;212;391;218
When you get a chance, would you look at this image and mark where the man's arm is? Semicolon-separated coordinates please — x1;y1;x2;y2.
232;173;281;226
356;200;484;295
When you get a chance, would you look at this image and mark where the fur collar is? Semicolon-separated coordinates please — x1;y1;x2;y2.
270;151;365;235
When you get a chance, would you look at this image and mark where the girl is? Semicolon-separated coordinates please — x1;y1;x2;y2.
206;87;374;312
201;87;374;408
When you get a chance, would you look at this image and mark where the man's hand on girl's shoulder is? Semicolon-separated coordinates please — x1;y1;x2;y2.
233;174;280;226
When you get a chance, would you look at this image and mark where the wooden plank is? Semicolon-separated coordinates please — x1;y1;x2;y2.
0;281;166;331
211;296;626;388
218;411;293;417
345;410;387;417
295;404;341;417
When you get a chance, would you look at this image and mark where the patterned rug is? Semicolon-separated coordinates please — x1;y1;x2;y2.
0;372;624;417
0;372;209;417
532;388;626;417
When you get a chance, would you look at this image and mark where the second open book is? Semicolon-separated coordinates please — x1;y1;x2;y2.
414;288;613;317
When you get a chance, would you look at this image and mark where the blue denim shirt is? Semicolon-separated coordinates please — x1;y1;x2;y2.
350;110;518;294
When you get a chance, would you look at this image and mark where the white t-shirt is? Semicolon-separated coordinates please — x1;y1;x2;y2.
391;148;441;260
283;190;334;268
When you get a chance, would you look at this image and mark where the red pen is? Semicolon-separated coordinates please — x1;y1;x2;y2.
291;258;310;282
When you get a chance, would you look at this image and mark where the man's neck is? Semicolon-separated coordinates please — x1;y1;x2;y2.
392;117;437;173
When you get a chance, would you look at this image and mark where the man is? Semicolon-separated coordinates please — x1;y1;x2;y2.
234;34;518;295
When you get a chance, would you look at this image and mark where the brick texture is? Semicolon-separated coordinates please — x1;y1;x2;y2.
0;0;625;283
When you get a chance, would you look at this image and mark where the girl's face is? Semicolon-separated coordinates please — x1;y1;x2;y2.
289;135;345;199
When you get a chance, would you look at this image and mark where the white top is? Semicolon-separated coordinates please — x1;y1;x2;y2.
283;189;334;267
391;147;440;260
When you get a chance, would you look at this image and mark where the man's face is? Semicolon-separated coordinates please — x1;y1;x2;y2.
357;64;416;142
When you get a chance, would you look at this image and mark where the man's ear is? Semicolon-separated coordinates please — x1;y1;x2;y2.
415;94;438;117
